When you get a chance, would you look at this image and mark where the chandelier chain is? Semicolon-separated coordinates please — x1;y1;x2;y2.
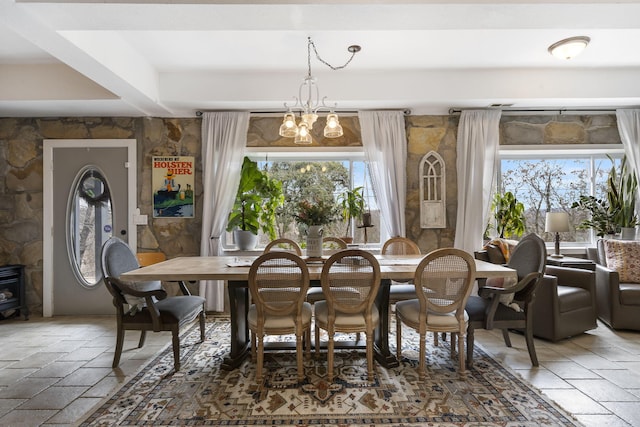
307;37;359;73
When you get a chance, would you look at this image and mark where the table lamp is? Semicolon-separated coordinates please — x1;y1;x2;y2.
545;212;570;258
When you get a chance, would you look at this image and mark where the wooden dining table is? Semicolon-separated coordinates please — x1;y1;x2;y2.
120;254;516;370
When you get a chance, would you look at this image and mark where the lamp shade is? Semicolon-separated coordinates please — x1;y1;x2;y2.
545;212;570;233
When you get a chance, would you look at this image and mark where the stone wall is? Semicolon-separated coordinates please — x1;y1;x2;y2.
0;113;621;316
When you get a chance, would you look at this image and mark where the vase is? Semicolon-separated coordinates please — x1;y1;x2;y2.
620;227;637;240
306;225;324;258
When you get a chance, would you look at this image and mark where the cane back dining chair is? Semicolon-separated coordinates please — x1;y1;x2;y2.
306;237;349;304
395;248;476;377
263;238;303;255
248;251;312;383
465;233;546;368
384;236;422;307
314;249;381;382
100;237;206;372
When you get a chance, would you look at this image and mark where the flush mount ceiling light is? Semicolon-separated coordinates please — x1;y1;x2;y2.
279;37;361;144
548;36;591;60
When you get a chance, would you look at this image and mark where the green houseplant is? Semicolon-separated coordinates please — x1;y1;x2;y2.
571;195;617;238
226;157;284;249
490;191;526;239
607;155;638;237
337;186;365;242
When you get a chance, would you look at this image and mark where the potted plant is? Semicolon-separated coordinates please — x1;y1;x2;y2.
489;191;526;239
607;155;638;239
337;186;365;243
226;157;284;250
294;198;339;257
571;195;618;238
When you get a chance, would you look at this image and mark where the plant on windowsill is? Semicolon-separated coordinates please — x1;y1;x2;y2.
488;191;526;239
337;186;365;244
226;157;284;250
607;155;638;239
571;195;617;238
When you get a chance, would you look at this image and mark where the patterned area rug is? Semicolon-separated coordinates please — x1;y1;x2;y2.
81;317;580;426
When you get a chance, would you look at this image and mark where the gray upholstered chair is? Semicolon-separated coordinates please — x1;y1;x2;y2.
100;237;205;372
315;249;381;382
248;252;311;383
532;266;597;341
396;248;476;376
466;233;546;368
587;239;640;331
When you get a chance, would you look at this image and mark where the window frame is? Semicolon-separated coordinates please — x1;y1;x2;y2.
223;147;382;250
498;144;625;249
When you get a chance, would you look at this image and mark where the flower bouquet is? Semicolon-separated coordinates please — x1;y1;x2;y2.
294;199;339;226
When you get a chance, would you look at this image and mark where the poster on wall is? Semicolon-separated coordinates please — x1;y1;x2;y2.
152;156;194;218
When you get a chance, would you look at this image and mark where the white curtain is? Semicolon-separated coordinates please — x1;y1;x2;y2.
453;109;502;254
199;111;249;311
358;110;407;240
616;109;640;182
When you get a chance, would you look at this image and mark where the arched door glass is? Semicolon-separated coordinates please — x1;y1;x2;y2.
66;166;113;288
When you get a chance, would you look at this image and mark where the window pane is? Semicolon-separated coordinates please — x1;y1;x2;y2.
498;151;620;245
225;157;380;248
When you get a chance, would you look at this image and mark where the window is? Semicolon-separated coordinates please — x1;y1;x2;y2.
498;145;624;246
224;149;381;249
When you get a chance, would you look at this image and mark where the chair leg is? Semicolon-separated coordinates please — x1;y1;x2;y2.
327;332;335;382
458;332;466;374
502;329;512;347
256;334;264;383
525;324;539;367
366;330;374;382
418;332;426;379
466;327;475;369
138;330;146;348
251;329;257;362
450;333;456;358
199;310;206;342
172;328;180;371
296;332;305;382
315;324;320;359
434;331;439;347
396;313;402;361
304;327;311;360
113;325;125;368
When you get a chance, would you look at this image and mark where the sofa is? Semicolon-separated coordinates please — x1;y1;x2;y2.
587;239;640;331
477;241;597;341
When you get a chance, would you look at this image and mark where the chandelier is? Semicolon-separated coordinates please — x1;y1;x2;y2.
279;37;361;144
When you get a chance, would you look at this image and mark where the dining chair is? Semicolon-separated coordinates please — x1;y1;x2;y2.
248;251;311;383
100;237;206;372
465;233;546;368
306;236;349;304
384;236;422;308
395;248;476;377
314;249;381;382
263;238;303;255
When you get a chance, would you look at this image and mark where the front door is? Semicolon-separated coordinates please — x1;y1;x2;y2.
43;139;137;316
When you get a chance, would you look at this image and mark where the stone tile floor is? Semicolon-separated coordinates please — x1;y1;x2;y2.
0;314;638;426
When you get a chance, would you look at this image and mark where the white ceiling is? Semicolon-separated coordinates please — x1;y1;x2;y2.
2;0;640;118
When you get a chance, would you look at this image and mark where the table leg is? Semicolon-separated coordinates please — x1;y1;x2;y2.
374;279;399;368
221;280;250;370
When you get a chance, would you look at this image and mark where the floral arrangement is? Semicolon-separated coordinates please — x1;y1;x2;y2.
295;199;339;226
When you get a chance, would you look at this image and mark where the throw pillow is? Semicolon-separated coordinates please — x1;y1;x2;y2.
603;239;640;283
483;275;521;311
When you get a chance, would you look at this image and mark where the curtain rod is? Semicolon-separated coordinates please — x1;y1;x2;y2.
195;108;412;117
448;108;618;116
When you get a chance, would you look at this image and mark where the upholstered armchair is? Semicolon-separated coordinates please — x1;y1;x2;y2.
587;239;640;331
532;266;597;341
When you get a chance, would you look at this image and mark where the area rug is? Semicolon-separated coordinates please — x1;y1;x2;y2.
81;317;580;426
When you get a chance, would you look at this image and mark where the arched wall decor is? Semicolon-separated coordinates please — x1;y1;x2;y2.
419;151;446;228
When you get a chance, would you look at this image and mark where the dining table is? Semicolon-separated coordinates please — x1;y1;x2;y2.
120;254;517;370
